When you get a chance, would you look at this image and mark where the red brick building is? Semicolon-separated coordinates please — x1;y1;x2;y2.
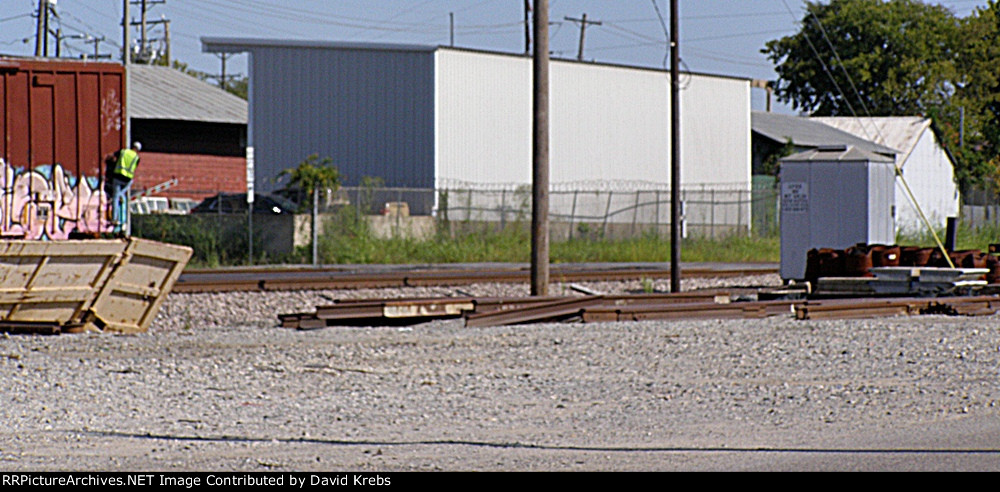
128;65;247;202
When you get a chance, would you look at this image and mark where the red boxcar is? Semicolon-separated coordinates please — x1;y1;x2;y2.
0;57;125;239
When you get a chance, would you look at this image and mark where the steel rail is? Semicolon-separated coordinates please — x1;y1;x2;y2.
279;292;1000;330
174;265;778;293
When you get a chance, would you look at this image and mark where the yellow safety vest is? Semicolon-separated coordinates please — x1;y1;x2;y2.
114;148;139;179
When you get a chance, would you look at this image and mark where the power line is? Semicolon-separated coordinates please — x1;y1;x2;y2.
1;12;33;23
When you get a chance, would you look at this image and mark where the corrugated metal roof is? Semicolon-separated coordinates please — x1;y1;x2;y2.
780;145;895;163
810;116;930;165
752;111;897;156
202;37;436;54
201;37;752;82
128;64;247;124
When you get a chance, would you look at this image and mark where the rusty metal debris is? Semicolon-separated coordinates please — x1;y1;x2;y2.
279;291;787;329
794;295;1000;320
806;243;1000;285
279;290;1000;329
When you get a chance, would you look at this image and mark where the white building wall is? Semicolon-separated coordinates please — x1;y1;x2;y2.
436;50;532;187
435;49;750;190
895;131;960;233
680;75;752;187
548;60;670;184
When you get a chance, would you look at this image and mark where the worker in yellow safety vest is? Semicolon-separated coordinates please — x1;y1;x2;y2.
108;141;141;234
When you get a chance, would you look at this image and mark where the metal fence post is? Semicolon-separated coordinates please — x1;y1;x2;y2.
632;190;640;236
466;189;473;222
396;188;402;236
738;189;744;236
569;190;578;239
500;189;507;229
711;189;716;239
355;187;361;221
655;190;661;237
602;191;613;237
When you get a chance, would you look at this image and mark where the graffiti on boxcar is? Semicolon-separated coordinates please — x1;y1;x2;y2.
0;159;110;240
101;89;122;137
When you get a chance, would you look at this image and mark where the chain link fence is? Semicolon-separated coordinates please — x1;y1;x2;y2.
960;186;1000;230
331;180;780;240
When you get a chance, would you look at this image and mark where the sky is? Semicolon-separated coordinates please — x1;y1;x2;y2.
0;0;990;113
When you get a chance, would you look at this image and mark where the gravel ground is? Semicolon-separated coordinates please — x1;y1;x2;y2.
2;273;1000;471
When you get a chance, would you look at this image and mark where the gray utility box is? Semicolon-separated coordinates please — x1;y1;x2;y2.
779;146;897;280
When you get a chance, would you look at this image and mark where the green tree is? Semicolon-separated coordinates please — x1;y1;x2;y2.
278;154;342;211
763;0;960;116
763;0;1000;191
947;1;1000;190
280;155;342;265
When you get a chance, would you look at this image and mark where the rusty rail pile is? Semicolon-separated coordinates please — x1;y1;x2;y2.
279;291;1000;329
794;295;1000;320
279;291;805;329
176;265;776;293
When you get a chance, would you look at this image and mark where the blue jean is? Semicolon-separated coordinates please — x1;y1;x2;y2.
110;176;131;232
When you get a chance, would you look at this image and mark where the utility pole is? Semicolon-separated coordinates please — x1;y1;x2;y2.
34;0;49;56
531;0;549;296
42;0;51;57
123;0;131;64
35;0;44;56
449;12;454;47
84;36;111;60
524;0;531;54
669;0;681;293
163;20;170;65
54;31;91;59
140;0;147;55
215;53;231;91
129;18;169;62
129;0;166;62
564;13;601;61
751;80;772;112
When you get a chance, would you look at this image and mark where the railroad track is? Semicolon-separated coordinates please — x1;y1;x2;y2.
173;263;778;293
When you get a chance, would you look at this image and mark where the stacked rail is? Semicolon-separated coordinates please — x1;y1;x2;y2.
279;292;1000;329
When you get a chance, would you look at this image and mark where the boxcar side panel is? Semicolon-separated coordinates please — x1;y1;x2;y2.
0;59;124;239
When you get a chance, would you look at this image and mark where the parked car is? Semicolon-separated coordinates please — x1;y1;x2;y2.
190;193;299;214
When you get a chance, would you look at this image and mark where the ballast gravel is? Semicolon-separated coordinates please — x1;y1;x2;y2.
2;273;1000;471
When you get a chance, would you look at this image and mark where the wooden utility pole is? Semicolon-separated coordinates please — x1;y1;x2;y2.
123;0;131;64
35;0;45;56
565;13;601;61
163;20;171;65
42;0;50;57
670;0;681;292
140;0;147;55
524;0;531;54
531;0;550;296
84;36;111;60
217;53;230;90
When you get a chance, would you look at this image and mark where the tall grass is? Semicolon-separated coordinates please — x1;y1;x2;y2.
897;222;1000;252
137;208;782;267
303;210;781;264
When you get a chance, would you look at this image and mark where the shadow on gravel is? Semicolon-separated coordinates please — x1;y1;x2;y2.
83;430;1000;455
